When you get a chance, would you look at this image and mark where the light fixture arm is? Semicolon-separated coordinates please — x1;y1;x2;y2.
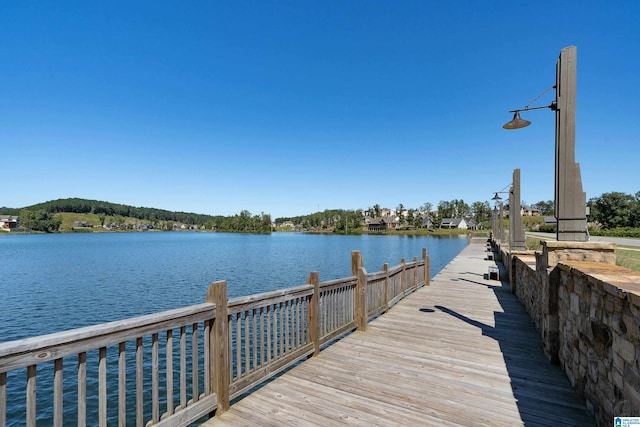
502;84;558;129
508;102;557;114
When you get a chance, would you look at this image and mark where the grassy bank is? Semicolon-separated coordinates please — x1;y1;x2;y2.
616;247;640;272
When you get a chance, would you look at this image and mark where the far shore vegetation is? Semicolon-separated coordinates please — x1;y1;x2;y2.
2;193;639;271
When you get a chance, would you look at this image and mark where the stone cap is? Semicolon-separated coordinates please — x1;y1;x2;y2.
558;261;640;305
542;241;617;267
544;241;616;251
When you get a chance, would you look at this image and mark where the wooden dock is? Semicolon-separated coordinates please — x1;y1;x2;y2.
202;239;595;426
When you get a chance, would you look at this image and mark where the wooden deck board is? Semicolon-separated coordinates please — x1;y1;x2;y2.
202;240;595;426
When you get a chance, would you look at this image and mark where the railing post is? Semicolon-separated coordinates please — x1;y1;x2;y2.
356;266;368;331
207;280;230;416
423;248;430;286
400;258;406;296
351;250;362;276
307;271;320;357
383;263;389;313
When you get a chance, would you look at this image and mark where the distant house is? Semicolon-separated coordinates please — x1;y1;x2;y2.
439;218;469;229
73;221;93;228
0;215;19;230
421;216;435;228
521;205;541;216
367;218;388;232
466;219;481;230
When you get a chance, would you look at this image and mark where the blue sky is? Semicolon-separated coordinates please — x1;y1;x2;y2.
2;1;638;219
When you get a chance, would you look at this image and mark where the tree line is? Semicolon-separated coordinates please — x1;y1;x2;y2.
3;198;271;234
5;192;637;235
588;191;640;235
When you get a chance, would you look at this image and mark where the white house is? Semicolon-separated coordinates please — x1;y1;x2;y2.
0;215;19;230
439;218;469;229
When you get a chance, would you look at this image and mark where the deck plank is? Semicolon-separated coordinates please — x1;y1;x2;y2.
202;239;595;426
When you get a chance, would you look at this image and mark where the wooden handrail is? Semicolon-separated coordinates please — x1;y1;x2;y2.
0;303;216;373
0;249;430;427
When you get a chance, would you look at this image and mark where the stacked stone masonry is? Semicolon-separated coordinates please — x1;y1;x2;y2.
501;240;640;427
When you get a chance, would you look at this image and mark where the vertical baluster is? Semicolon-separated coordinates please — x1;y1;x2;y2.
26;365;36;427
203;320;211;394
180;326;186;408
333;288;337;331
135;338;143;427
235;313;241;379
252;308;257;371
320;292;325;336
78;352;86;427
291;299;296;349
282;302;287;354
151;333;159;423
0;372;6;427
298;298;303;347
192;323;199;401
166;329;174;417
118;343;126;427
299;297;304;346
228;318;233;381
53;358;63;426
99;347;107;427
288;301;292;352
258;307;264;367
244;311;250;375
267;305;272;362
298;298;302;347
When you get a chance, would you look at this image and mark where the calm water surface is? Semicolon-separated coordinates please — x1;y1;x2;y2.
1;231;468;425
1;232;467;342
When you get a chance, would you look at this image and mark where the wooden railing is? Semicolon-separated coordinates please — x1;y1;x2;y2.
0;249;429;427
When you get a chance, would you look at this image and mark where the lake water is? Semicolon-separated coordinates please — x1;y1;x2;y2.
1;231;468;425
1;232;468;343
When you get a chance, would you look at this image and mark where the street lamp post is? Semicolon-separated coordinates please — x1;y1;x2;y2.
492;168;526;251
510;168;526;250
502;46;588;242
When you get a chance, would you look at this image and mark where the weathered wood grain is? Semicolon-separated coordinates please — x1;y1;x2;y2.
202;241;595;427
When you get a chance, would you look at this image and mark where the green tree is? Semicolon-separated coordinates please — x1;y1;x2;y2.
20;210;61;232
588;192;636;229
533;200;554;216
396;203;405;225
471;201;491;224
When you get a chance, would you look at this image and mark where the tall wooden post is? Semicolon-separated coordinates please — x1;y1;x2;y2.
307;271;320;357
555;46;587;241
510;168;526;250
207;280;230;416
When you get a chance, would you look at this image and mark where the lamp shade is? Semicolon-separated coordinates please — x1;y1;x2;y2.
502;111;531;130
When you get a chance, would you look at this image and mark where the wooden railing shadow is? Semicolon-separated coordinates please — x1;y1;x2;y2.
0;249;429;427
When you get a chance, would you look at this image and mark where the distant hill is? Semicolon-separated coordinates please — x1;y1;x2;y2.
12;198;272;233
0;207;18;215
23;197;222;225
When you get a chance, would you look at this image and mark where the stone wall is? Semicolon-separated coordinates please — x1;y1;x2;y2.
512;254;542;329
556;261;640;425
508;240;640;426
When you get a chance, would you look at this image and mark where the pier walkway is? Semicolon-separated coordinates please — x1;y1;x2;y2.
202;238;595;426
